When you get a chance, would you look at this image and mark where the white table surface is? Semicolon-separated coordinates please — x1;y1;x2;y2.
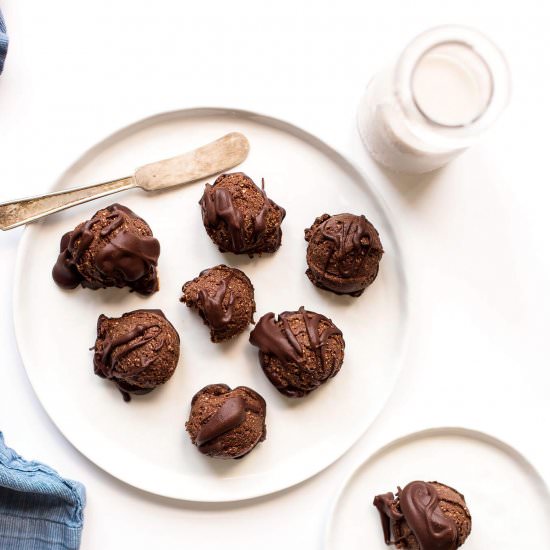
1;1;548;548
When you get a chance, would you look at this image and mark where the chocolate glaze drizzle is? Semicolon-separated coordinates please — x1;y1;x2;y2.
297;306;343;372
95;230;160;282
374;492;406;545
251;178;285;247
249;307;343;371
196;397;246;447
199;174;285;253
250;313;303;365
314;213;381;278
100;209;126;236
52;232;82;289
374;481;460;550
196;270;235;330
254;179;273;236
94;310;168;402
52;203;160;293
201;185;245;251
189;385;267;459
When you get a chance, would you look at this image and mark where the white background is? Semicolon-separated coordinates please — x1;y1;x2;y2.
0;1;549;549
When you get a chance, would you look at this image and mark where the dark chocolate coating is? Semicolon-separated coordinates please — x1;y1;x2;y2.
186;384;267;459
93;309;180;402
199;172;286;255
249;307;345;397
304;213;383;297
373;481;472;550
180;265;255;342
52;203;160;295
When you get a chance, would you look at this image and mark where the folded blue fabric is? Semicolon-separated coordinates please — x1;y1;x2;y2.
0;433;86;550
0;9;8;74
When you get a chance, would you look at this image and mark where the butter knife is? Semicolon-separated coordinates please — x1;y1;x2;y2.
0;132;249;230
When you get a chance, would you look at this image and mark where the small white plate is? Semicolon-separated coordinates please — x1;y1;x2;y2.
325;427;550;549
14;108;408;501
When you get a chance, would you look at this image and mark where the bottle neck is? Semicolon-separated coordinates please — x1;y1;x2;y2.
393;25;510;151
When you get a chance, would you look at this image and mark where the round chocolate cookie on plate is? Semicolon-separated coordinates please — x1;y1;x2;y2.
199;172;286;255
186;384;267;459
52;203;160;295
249;306;345;397
93;309;180;402
373;480;472;549
304;213;383;297
180;264;255;342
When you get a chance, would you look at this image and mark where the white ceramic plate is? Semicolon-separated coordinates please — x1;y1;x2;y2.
325;427;550;549
14;108;407;502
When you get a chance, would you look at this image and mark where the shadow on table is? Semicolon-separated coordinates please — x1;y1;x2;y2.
353;138;450;207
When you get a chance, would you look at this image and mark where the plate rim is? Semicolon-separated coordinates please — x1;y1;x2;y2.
13;106;410;502
323;425;550;548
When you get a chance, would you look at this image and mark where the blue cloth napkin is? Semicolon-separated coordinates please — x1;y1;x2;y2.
0;433;86;550
0;8;8;74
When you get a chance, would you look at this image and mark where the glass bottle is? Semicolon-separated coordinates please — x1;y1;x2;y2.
358;26;511;174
